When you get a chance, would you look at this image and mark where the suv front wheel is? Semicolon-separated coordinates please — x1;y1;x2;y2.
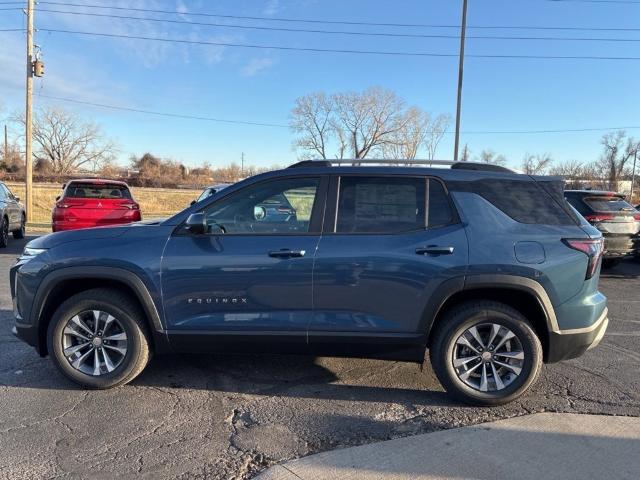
430;301;543;406
47;288;151;389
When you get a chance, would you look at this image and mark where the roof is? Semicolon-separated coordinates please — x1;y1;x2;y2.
66;178;129;186
564;190;623;196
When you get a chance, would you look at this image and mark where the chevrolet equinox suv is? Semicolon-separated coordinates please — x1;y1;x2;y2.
10;161;609;406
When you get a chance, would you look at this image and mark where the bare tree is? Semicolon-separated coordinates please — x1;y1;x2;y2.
549;159;583;179
381;107;430;160
16;107;116;174
597;131;639;190
478;149;507;166
521;153;552;175
331;87;408;159
424;114;451;160
460;143;470;162
290;92;333;159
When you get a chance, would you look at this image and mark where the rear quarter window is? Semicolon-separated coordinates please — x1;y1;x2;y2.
447;178;578;226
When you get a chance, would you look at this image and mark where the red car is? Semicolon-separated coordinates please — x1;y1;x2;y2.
52;179;141;232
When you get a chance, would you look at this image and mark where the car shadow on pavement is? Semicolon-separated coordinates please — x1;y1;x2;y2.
600;259;640;279
2;235;39;255
132;352;454;407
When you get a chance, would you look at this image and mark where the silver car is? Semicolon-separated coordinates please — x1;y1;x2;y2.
0;182;26;247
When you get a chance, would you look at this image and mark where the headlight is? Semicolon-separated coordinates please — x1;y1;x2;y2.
21;247;47;258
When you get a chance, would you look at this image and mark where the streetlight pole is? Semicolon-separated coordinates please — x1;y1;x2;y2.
453;0;468;162
25;0;34;223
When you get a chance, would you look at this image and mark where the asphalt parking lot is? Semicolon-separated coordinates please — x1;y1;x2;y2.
1;236;639;480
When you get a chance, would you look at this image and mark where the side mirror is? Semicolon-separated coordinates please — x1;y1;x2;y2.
14;196;20;202
185;213;206;235
55;195;60;201
190;200;196;206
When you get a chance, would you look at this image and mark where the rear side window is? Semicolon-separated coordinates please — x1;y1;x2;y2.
336;176;425;233
428;179;454;227
447;178;578;226
65;183;132;200
584;196;635;212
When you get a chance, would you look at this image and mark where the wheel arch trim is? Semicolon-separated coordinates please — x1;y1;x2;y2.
32;266;165;335
422;274;559;337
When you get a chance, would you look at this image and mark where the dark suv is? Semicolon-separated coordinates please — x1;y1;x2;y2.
565;190;640;264
10;162;608;406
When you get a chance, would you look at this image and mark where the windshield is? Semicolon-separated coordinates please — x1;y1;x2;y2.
585;196;635;213
65;183;132;200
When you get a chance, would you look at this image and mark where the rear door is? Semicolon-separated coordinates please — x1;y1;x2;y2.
309;175;468;349
0;184;21;230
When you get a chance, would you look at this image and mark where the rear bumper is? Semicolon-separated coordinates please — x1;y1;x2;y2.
52;218;140;232
602;235;638;258
546;307;609;363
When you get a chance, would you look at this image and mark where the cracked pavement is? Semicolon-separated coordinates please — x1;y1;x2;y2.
1;236;639;479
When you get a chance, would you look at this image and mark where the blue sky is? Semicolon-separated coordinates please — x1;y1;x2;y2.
1;0;639;169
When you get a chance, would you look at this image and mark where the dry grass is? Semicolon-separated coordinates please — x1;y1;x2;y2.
5;182;200;225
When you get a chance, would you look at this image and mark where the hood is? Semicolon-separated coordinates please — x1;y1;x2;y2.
28;224;130;249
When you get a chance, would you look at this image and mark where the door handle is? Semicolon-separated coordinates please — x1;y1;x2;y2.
416;246;454;256
268;249;306;258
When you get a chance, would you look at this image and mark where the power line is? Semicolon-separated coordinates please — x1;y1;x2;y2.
37;94;289;128
38;94;640;135
33;8;640;43
547;0;640;3
34;1;640;31
36;28;640;60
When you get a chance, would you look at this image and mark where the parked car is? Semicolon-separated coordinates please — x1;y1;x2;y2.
565;190;640;265
51;179;141;232
0;181;26;247
193;182;298;225
12;161;608;406
191;183;232;205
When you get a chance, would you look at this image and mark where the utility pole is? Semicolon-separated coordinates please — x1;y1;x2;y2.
25;0;34;222
241;152;245;176
453;0;468;162
631;148;638;200
3;125;7;163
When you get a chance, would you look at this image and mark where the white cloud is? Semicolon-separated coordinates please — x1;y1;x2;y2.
263;0;280;16
241;57;275;77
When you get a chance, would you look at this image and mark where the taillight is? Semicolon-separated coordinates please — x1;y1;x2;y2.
563;238;604;280
55;201;71;209
123;202;140;210
634;213;640;221
584;213;614;222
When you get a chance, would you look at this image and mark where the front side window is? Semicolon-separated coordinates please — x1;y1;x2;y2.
336;176;426;233
202;177;320;234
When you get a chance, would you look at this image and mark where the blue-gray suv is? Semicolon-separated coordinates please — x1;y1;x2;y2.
10;161;609;405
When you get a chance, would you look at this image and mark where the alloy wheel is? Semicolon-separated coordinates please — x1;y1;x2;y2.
61;310;128;376
452;323;525;392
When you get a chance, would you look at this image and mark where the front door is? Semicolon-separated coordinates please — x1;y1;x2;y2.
161;175;327;350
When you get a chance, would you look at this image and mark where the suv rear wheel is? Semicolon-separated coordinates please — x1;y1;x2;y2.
430;301;543;406
47;288;151;389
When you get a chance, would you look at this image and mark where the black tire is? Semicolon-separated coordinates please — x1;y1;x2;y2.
429;301;543;406
47;288;151;389
13;214;25;239
0;216;8;248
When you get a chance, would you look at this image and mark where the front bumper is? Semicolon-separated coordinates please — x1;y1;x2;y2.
546;307;609;363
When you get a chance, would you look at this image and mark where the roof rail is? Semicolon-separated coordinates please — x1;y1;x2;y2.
288;159;514;173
